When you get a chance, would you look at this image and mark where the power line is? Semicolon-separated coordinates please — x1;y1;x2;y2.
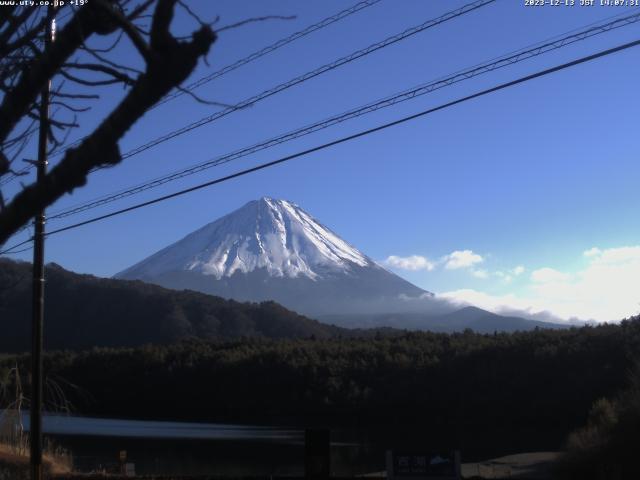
38;37;640;239
44;0;385;159
1;245;33;255
2;0;385;186
115;0;495;161
45;0;486;175
154;0;384;109
46;9;640;221
0;238;33;256
7;7;637;194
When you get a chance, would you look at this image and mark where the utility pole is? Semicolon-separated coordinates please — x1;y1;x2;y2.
30;6;55;480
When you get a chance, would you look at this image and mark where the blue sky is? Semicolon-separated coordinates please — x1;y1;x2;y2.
3;0;640;321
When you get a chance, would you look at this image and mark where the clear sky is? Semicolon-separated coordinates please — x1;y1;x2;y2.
3;0;640;322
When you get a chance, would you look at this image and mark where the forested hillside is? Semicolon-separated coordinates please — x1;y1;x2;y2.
2;317;638;456
0;259;343;352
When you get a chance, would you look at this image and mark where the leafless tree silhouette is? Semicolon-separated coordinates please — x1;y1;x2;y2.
0;0;218;245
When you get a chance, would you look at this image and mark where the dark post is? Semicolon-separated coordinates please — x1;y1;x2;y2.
30;7;54;480
305;428;330;480
119;450;127;475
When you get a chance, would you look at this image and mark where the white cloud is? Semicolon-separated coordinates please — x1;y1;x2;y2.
495;266;523;282
384;255;435;271
438;289;566;323
584;247;601;258
440;288;555;316
440;245;640;322
590;246;640;266
512;265;525;276
384;249;484;273
471;269;489;279
530;267;570;283
444;250;483;270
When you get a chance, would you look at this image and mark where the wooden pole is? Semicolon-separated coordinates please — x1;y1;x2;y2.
30;6;54;480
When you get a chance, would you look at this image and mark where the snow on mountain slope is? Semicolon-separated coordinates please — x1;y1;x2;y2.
115;197;439;316
117;197;372;281
114;198;552;328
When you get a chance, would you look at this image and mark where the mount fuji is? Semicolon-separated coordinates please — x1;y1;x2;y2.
116;198;564;331
116;197;446;317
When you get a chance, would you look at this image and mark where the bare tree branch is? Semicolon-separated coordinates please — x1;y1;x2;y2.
49;101;91;113
217;15;296;33
52;91;100;100
174;85;233;108
0;5;106;145
0;0;216;244
126;0;156;21
60;66;135;86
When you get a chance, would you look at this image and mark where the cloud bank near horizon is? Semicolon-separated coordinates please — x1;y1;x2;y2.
441;245;640;322
385;246;640;323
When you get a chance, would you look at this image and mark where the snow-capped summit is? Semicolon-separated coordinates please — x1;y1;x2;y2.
116;198;431;316
118;197;371;281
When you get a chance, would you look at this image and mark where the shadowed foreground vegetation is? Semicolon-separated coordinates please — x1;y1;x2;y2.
0;318;638;477
0;443;71;479
2;318;639;443
554;360;640;480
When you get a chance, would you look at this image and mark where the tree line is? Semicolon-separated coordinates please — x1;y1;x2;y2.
2;317;639;457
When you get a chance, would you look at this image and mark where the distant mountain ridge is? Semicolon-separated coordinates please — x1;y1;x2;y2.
0;258;568;354
320;307;566;333
116;197;432;316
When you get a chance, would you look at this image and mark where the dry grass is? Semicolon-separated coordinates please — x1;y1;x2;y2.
0;441;73;474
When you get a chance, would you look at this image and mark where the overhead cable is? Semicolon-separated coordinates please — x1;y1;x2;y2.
37;38;640;239
47;9;640;221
